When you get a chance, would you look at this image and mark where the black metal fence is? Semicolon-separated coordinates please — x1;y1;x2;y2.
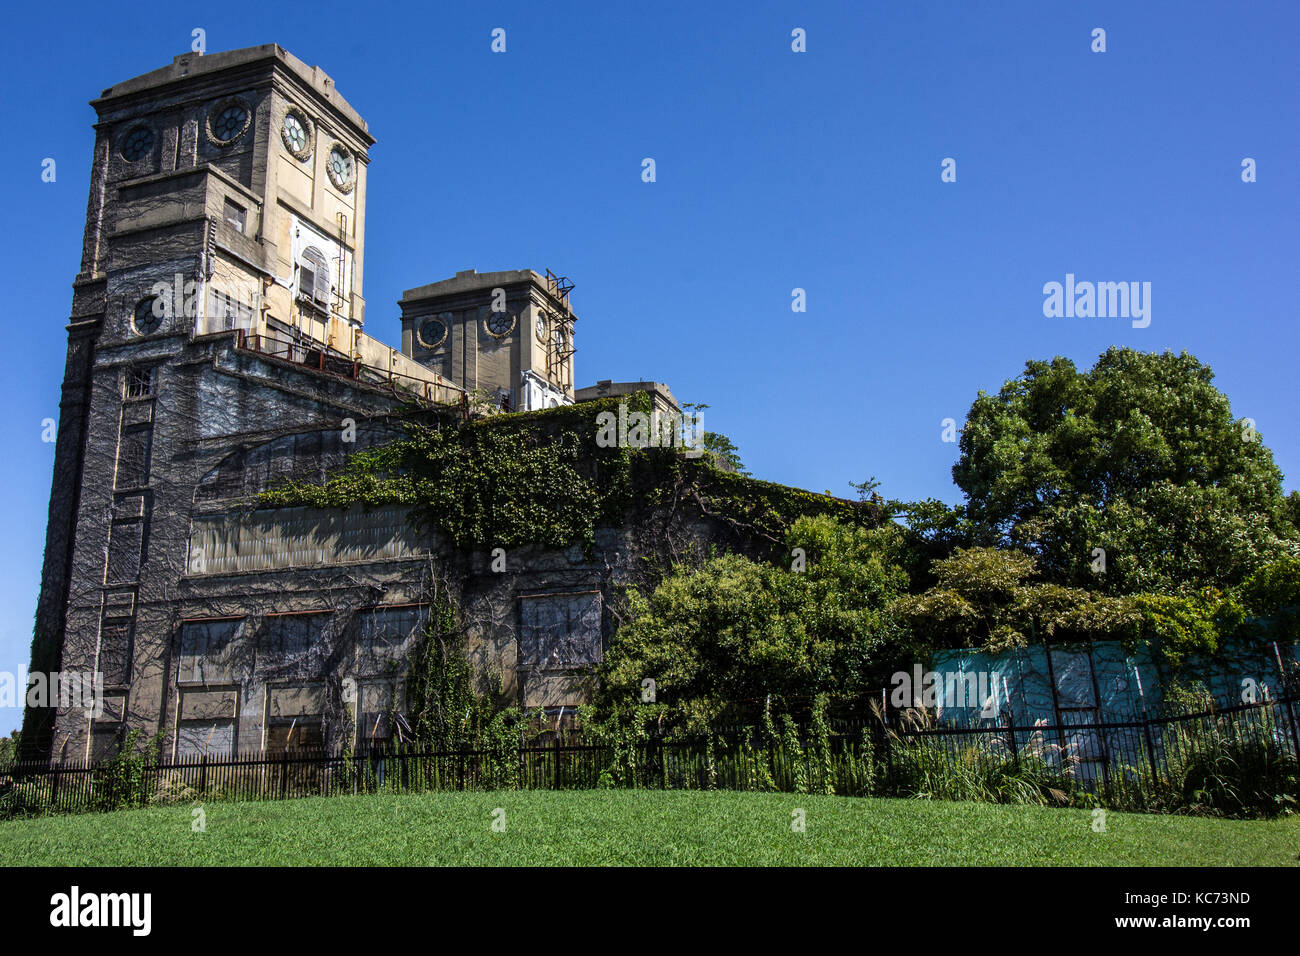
3;693;1296;818
878;692;1299;811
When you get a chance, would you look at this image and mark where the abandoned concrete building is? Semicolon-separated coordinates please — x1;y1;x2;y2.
25;44;815;764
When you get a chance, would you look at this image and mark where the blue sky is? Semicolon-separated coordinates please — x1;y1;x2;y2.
1;0;1297;734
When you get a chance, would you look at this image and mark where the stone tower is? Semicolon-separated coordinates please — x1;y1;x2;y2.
399;269;577;410
25;46;454;761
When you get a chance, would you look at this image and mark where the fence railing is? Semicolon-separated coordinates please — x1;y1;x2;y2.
3;694;1296;818
235;329;465;406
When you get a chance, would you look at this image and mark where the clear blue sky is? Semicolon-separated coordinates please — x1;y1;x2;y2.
1;0;1297;734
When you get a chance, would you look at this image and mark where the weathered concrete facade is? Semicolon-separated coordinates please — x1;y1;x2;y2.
25;45;702;763
401;269;577;410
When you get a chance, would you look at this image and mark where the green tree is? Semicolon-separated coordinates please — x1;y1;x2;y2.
1234;556;1300;645
682;401;748;475
0;731;19;770
889;546;1245;664
701;431;747;475
952;348;1297;594
596;516;908;726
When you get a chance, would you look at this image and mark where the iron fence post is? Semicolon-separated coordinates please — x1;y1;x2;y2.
553;736;562;790
1004;712;1019;770
1281;694;1300;758
1141;708;1159;780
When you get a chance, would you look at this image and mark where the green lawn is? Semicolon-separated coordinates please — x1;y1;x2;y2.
1;790;1296;866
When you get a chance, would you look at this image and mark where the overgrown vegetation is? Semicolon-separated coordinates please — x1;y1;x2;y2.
259;394;866;555
595;514;909;728
886;546;1261;665
4;699;1294;821
159;354;1300;821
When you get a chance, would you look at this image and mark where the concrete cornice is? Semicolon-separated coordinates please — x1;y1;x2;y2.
91;44;374;147
400;269;579;320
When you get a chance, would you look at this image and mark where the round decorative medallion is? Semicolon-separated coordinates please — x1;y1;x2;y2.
207;98;252;146
485;309;515;338
534;311;548;342
327;143;355;192
418;315;450;349
121;126;154;163
133;296;163;335
281;108;313;161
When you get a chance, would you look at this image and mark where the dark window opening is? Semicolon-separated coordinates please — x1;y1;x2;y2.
125;367;154;399
98;620;133;687
115;423;152;489
106;520;144;583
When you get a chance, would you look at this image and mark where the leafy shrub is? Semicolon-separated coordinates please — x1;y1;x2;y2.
1160;707;1298;817
882;710;1077;806
92;730;162;812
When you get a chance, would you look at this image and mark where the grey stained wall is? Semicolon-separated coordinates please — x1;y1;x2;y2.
34;318;675;761
25;45;703;764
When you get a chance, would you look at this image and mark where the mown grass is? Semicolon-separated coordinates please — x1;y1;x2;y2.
1;790;1296;866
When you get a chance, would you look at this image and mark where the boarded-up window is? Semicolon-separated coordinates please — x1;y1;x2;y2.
187;505;422;574
357;680;401;750
267;719;324;752
354;606;425;674
105;520;145;583
177;719;235;758
519;592;603;671
223;198;246;233
90;725;124;762
178;618;243;684
116;423;152;489
260;613;325;680
299;247;330;306
197;427;367;504
97;620;132;687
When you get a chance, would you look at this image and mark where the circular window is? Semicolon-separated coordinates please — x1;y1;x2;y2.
327;144;355;192
121;126;154;163
208;98;251;145
417;316;448;349
486;310;515;337
133;296;163;335
281;109;312;160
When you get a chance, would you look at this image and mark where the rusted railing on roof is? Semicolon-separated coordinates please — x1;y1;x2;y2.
235;329;464;406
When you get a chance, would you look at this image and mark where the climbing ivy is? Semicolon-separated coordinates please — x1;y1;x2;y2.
403;582;487;751
258;393;871;553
